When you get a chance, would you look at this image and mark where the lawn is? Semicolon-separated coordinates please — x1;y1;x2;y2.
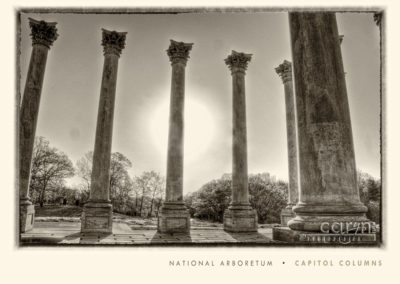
35;204;83;217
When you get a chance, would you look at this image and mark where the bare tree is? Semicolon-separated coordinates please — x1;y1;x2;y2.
134;171;165;217
76;151;93;192
29;137;75;206
109;152;133;203
76;151;134;211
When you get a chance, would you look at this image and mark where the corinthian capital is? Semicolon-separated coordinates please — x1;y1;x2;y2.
275;60;292;84
101;29;127;57
28;18;58;48
166;40;193;65
225;50;252;74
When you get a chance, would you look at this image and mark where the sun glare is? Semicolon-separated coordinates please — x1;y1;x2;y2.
150;97;215;163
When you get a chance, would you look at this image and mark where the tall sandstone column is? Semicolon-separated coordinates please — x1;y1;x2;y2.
158;40;193;234
223;50;258;232
275;60;299;226
287;12;369;232
81;29;126;233
19;18;58;233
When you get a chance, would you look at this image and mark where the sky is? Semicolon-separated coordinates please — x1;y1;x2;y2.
19;11;381;194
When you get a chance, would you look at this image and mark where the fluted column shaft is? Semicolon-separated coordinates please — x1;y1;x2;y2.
165;61;186;203
19;18;58;233
90;51;119;201
231;65;250;206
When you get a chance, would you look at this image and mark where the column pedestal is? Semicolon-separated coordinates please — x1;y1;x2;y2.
81;202;113;233
224;204;257;233
288;204;369;232
20;200;35;233
158;202;190;233
273;226;377;244
280;206;295;226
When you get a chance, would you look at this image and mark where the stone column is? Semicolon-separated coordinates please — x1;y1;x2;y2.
223;50;258;232
158;40;193;234
81;29;126;234
275;60;299;226
287;12;369;232
19;18;58;233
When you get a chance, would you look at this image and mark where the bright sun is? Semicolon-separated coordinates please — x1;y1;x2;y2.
150;97;215;163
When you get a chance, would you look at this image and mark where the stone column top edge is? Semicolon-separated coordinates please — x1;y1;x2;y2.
169;39;194;47
28;17;57;26
101;28;128;36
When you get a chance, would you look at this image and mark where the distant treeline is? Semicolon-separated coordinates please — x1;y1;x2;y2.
28;136;381;223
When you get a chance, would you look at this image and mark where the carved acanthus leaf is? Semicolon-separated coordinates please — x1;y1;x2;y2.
28;18;58;48
225;50;252;73
101;29;127;57
166;40;193;65
275;60;292;84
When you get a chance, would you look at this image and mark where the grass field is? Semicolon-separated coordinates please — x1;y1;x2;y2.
35;204;83;217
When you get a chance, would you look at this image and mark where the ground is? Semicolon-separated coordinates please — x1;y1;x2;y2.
21;205;276;245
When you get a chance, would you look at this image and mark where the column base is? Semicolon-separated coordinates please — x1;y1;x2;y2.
157;202;190;233
273;226;377;245
288;203;369;232
20;200;35;233
81;201;113;234
280;206;295;226
223;205;258;232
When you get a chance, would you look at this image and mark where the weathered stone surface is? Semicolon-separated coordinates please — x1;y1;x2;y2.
20;204;35;233
158;40;193;233
223;50;257;232
101;29;127;57
28;18;58;48
81;29;126;233
280;208;295;226
275;60;299;225
81;202;113;233
19;18;58;233
273;226;377;245
223;208;258;233
286;12;369;232
158;204;190;233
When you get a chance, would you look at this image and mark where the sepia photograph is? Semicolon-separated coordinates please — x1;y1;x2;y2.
17;8;382;246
